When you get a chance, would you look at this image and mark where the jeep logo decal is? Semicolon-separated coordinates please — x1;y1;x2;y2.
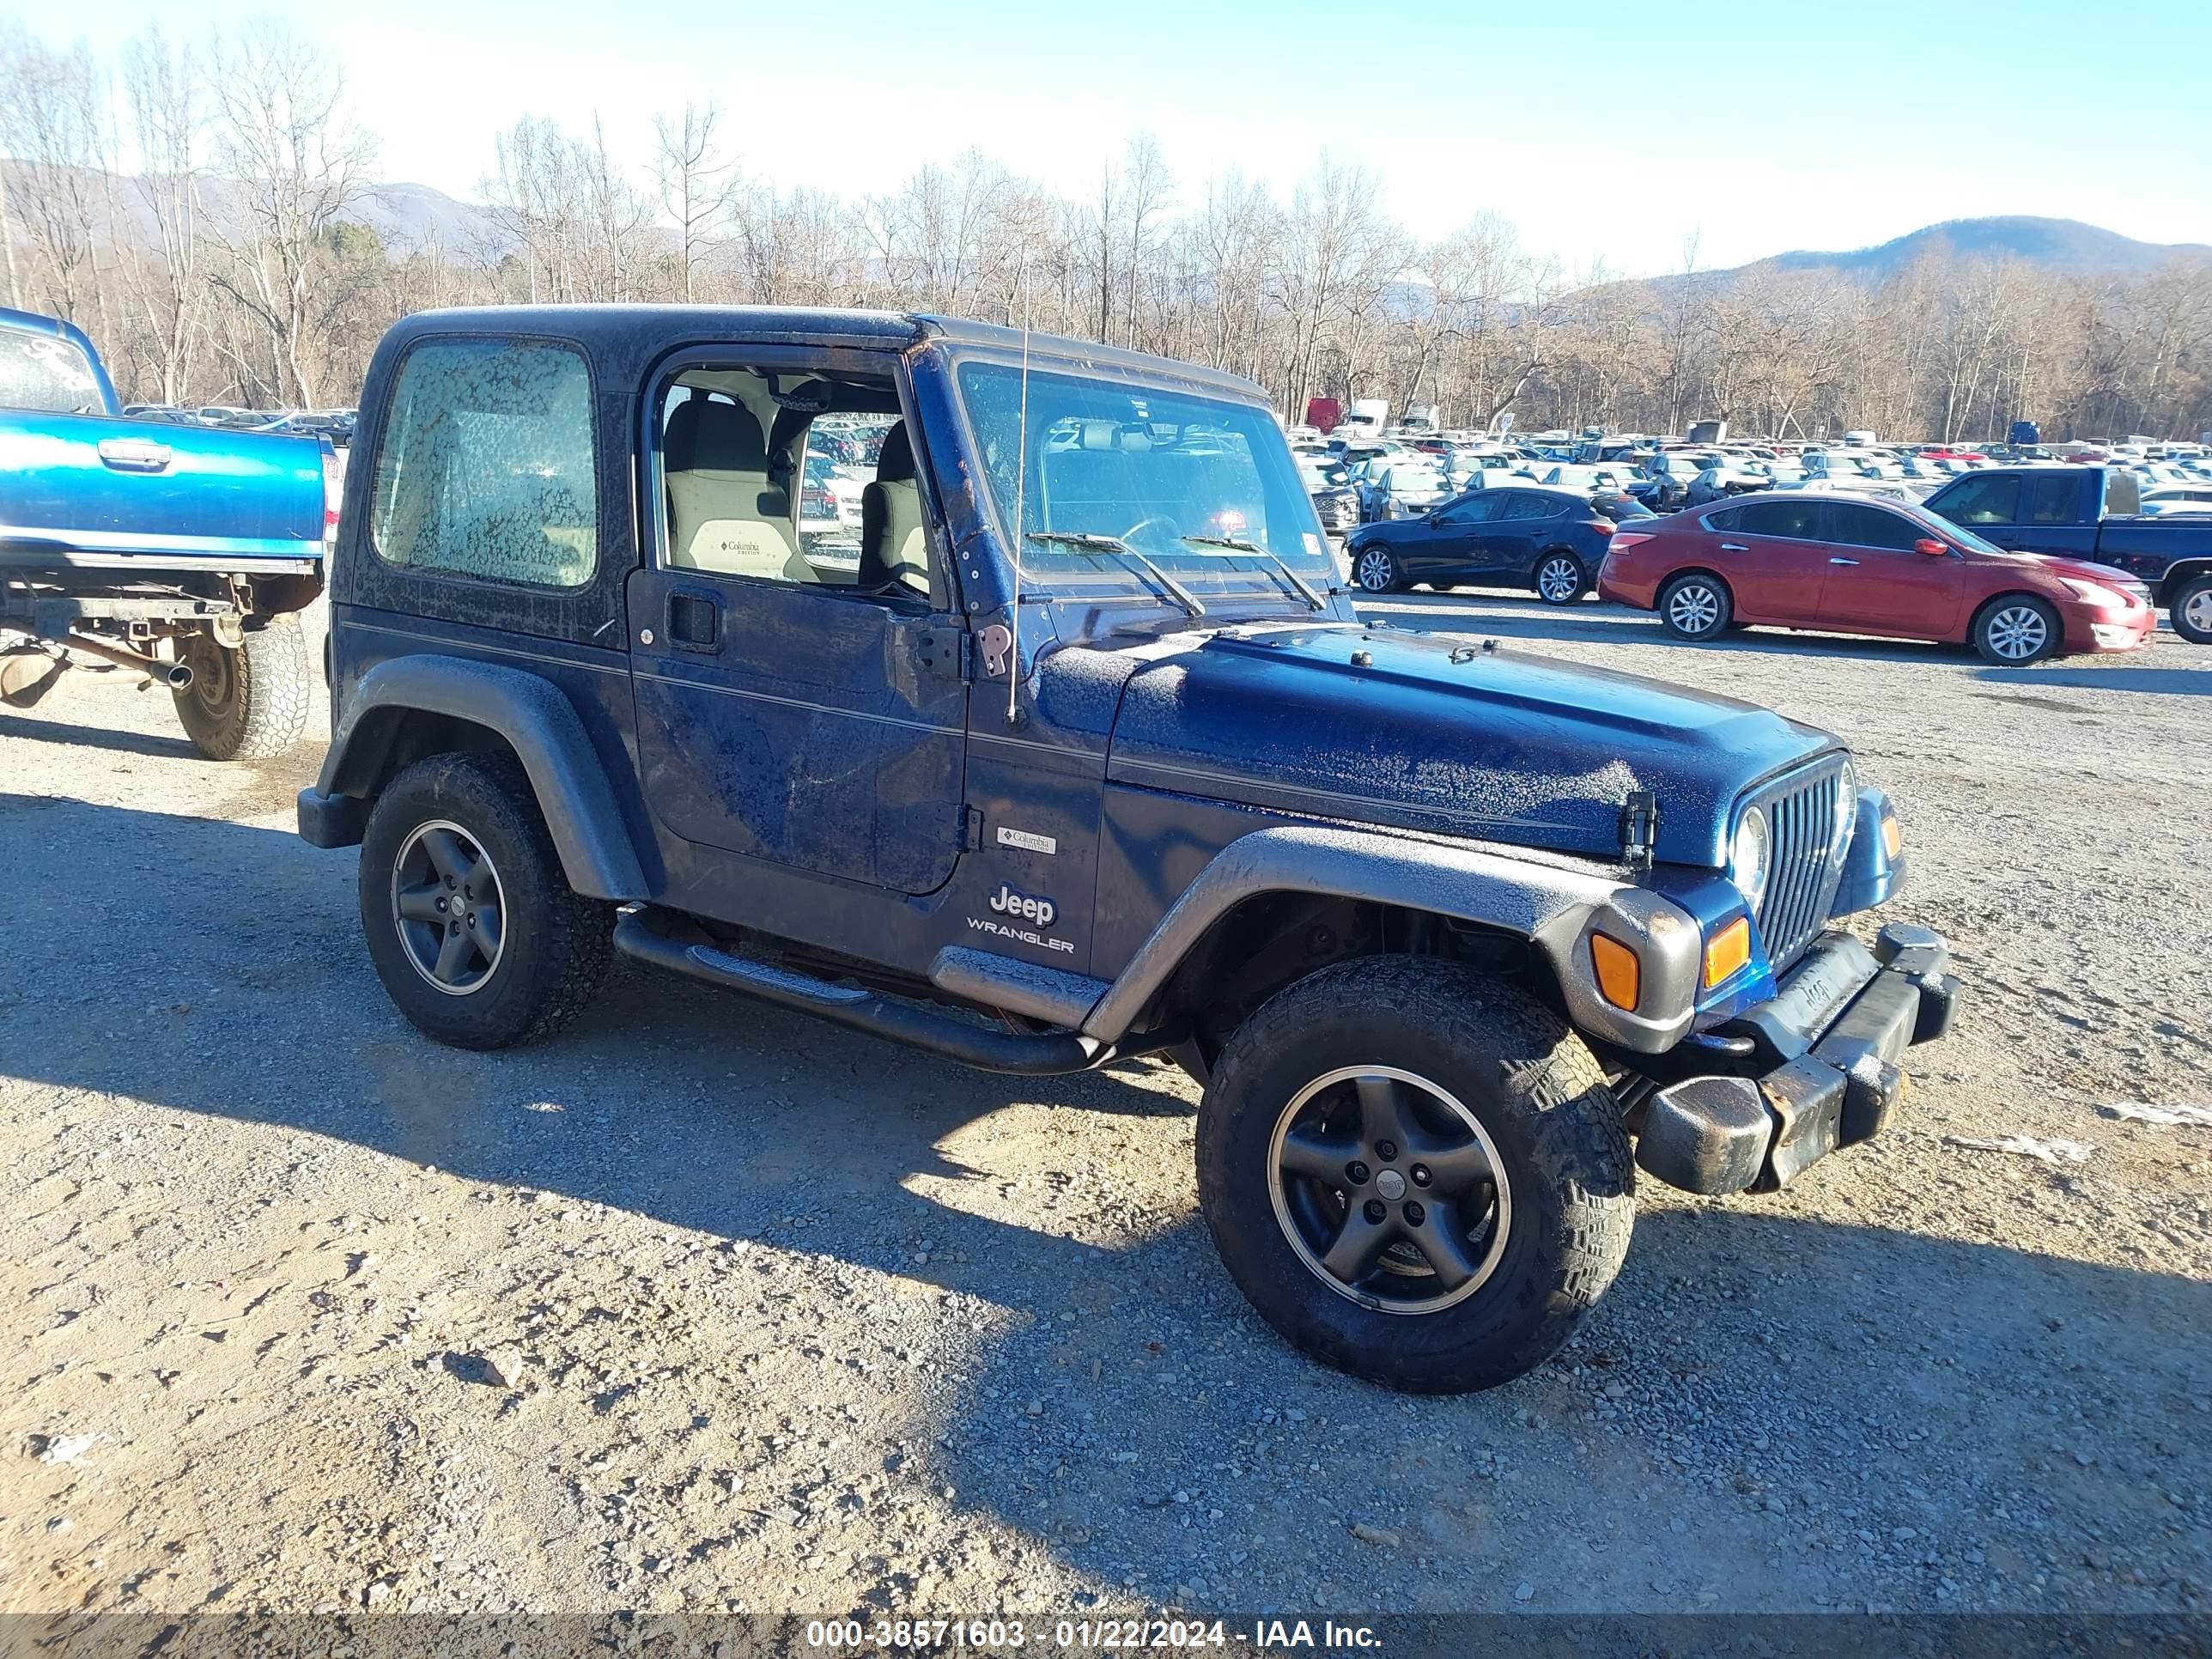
988;884;1055;929
986;884;1053;938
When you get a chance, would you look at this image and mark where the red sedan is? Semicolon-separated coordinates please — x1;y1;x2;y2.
1597;493;2157;665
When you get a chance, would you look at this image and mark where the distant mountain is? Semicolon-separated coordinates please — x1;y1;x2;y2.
348;181;509;257
1744;216;2209;283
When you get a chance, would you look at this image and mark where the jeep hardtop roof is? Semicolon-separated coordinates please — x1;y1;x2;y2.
376;305;1272;405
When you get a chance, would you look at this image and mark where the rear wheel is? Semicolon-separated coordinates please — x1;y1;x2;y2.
1534;552;1589;605
1195;957;1633;1394
173;615;311;761
1352;546;1399;593
2171;574;2212;646
1657;573;1732;641
359;751;612;1048
1972;594;2059;665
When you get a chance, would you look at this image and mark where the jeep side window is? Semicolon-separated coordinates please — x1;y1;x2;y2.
368;338;598;589
656;368;926;600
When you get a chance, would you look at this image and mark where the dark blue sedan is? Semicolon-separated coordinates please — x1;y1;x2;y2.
1343;485;1647;603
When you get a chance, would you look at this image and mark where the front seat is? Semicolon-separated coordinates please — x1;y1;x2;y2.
858;422;930;598
665;397;806;580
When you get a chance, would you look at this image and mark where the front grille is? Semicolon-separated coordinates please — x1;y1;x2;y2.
1745;758;1850;969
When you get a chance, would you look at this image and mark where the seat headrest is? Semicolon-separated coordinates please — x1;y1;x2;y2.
665;396;768;473
877;421;917;484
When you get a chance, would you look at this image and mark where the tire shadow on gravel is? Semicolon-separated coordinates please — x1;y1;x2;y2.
5;795;2210;1613
0;708;201;760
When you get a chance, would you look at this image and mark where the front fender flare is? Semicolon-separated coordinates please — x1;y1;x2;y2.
1079;823;1703;1054
302;653;647;902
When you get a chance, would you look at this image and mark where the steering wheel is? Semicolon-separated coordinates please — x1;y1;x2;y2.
1121;514;1182;548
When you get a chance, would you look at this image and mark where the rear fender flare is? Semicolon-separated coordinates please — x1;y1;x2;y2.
316;654;647;901
1079;823;1702;1054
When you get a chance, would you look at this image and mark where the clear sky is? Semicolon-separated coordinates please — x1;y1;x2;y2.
30;0;2212;276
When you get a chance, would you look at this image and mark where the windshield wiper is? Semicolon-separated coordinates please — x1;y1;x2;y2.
1181;536;1328;611
1024;532;1206;619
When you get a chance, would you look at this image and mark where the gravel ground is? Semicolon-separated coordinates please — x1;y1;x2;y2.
2;597;2208;1628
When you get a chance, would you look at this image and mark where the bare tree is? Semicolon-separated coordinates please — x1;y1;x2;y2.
0;26;111;325
204;22;373;404
653;101;735;303
119;27;206;403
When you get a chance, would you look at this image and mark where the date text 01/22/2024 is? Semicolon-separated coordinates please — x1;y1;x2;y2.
800;1619;1383;1650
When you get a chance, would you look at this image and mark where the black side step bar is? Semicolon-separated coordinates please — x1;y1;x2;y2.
612;913;1170;1077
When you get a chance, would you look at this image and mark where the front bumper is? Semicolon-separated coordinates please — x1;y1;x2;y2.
2063;600;2156;653
1635;922;1960;1195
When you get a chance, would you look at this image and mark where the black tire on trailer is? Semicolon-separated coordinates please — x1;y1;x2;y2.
1195;956;1634;1395
358;750;613;1050
173;614;312;761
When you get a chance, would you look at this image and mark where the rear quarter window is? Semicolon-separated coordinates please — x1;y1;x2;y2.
368;338;599;589
0;330;104;414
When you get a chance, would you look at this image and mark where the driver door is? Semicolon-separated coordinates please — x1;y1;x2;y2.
627;352;969;896
1814;501;1967;637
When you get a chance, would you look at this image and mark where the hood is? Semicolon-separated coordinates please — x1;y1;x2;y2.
2022;552;2146;589
1099;624;1835;866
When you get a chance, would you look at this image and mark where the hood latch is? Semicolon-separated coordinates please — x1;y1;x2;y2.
1618;790;1659;872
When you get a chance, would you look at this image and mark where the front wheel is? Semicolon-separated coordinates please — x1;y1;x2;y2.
1195;957;1633;1394
1352;546;1399;593
173;615;312;761
1973;594;2060;665
1533;552;1588;605
2170;574;2212;645
1657;572;1732;640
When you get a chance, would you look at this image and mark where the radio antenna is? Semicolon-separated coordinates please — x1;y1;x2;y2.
1006;263;1032;726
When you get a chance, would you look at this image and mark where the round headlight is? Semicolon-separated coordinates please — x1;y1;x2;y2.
1730;805;1772;910
1833;761;1856;849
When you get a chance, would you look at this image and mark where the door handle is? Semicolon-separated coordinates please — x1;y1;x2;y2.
1828;557;1860;566
1718;542;1748;551
96;437;173;472
665;589;723;651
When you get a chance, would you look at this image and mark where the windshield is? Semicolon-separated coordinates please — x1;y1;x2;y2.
956;359;1334;600
1909;500;2006;555
0;330;105;415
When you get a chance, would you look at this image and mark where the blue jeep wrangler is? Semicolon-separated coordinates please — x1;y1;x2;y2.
298;307;1956;1393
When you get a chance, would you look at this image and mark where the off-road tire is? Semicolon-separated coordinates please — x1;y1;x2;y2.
172;615;312;761
2169;573;2212;646
359;751;612;1049
1656;572;1733;641
1196;957;1633;1394
1972;593;2061;665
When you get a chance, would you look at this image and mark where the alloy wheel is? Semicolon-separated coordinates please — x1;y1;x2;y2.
1266;1066;1511;1316
1667;582;1722;634
391;819;507;995
1355;550;1395;592
1985;604;2051;662
2185;586;2212;637
1537;556;1583;605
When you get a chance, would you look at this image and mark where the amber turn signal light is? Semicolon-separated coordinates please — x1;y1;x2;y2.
1590;933;1642;1011
1881;814;1902;858
1704;915;1752;988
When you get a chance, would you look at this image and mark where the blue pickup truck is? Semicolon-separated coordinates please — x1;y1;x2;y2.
1921;464;2212;645
1;307;331;757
